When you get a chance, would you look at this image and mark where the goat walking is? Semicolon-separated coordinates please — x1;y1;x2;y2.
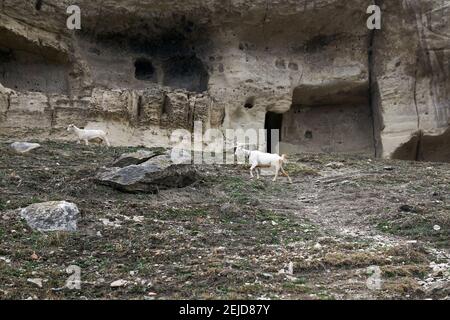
235;145;292;183
67;124;110;146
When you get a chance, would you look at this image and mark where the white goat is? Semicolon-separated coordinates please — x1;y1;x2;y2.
67;124;110;146
235;145;292;183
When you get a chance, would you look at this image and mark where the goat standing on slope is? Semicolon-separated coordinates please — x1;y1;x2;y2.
235;145;292;183
67;124;110;146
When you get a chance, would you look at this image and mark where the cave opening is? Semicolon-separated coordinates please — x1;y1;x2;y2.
35;0;43;11
134;58;156;82
265;112;283;153
0;46;69;94
162;55;208;93
280;84;375;154
161;94;170;115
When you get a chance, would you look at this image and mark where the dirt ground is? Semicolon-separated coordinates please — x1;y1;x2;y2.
0;141;449;300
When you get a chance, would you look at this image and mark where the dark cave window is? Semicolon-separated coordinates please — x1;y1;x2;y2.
244;97;255;109
162;55;208;93
305;130;313;139
137;95;143;119
161;95;169;115
134;58;156;82
265;112;283;153
35;0;43;10
0;48;13;62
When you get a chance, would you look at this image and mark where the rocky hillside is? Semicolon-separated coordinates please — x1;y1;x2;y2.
0;0;449;161
0;142;449;299
0;1;449;301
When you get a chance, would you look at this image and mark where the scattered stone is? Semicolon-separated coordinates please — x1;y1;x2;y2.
325;162;344;169
96;155;202;193
27;278;43;288
10;142;41;154
110;279;129;288
383;166;394;171
112;149;165;167
287;262;294;275
430;262;449;275
99;218;122;228
122;215;144;223
20;201;79;232
0;257;11;264
433;225;441;231
286;275;298;282
314;243;322;250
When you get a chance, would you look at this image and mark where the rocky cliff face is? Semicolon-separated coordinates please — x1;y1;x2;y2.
0;0;449;161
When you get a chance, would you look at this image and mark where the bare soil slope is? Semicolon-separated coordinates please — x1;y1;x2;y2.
0;141;449;299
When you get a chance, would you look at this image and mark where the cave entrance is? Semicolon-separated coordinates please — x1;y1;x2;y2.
265;112;283;153
280;84;375;154
134;58;156;82
281;104;375;154
162;55;208;93
0;46;68;94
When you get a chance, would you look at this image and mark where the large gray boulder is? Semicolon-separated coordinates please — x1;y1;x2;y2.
96;155;201;193
20;201;79;232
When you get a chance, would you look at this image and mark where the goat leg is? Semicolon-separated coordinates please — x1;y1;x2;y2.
280;167;293;184
273;166;279;182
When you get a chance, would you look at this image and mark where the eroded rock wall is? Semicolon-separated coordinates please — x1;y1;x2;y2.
373;0;450;161
0;0;449;161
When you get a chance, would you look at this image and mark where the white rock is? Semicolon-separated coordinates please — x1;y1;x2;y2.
10;142;41;154
261;273;273;279
27;278;43;288
286;275;297;281
110;279;129;288
314;243;322;250
0;257;11;264
100;218;122;228
433;225;441;231
132;216;144;223
287;262;294;275
20;201;79;232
